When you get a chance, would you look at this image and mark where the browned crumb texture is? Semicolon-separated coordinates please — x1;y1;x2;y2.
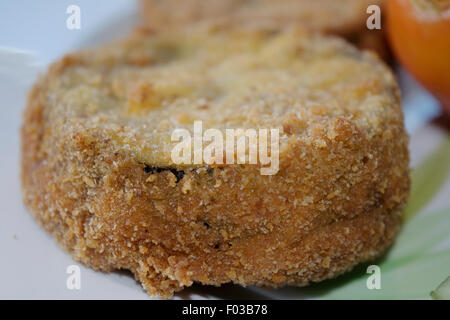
140;0;390;61
21;28;409;298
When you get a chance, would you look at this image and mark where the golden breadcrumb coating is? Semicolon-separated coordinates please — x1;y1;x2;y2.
21;28;409;298
140;0;390;60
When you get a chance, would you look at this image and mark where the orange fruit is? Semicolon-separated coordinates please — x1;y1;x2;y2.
386;0;450;113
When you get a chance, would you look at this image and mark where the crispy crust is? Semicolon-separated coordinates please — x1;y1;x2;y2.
140;0;390;60
21;28;409;298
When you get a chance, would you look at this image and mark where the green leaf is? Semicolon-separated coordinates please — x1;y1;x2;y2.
403;137;450;221
321;249;450;300
431;277;450;300
387;207;450;262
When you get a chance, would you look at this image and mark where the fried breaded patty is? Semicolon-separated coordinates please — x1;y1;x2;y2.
140;0;389;60
21;28;409;298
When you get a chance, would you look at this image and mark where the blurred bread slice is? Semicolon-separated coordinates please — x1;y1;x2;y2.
140;0;390;60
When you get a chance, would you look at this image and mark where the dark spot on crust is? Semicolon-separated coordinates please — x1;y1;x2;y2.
214;244;220;249
170;169;185;183
143;165;185;183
